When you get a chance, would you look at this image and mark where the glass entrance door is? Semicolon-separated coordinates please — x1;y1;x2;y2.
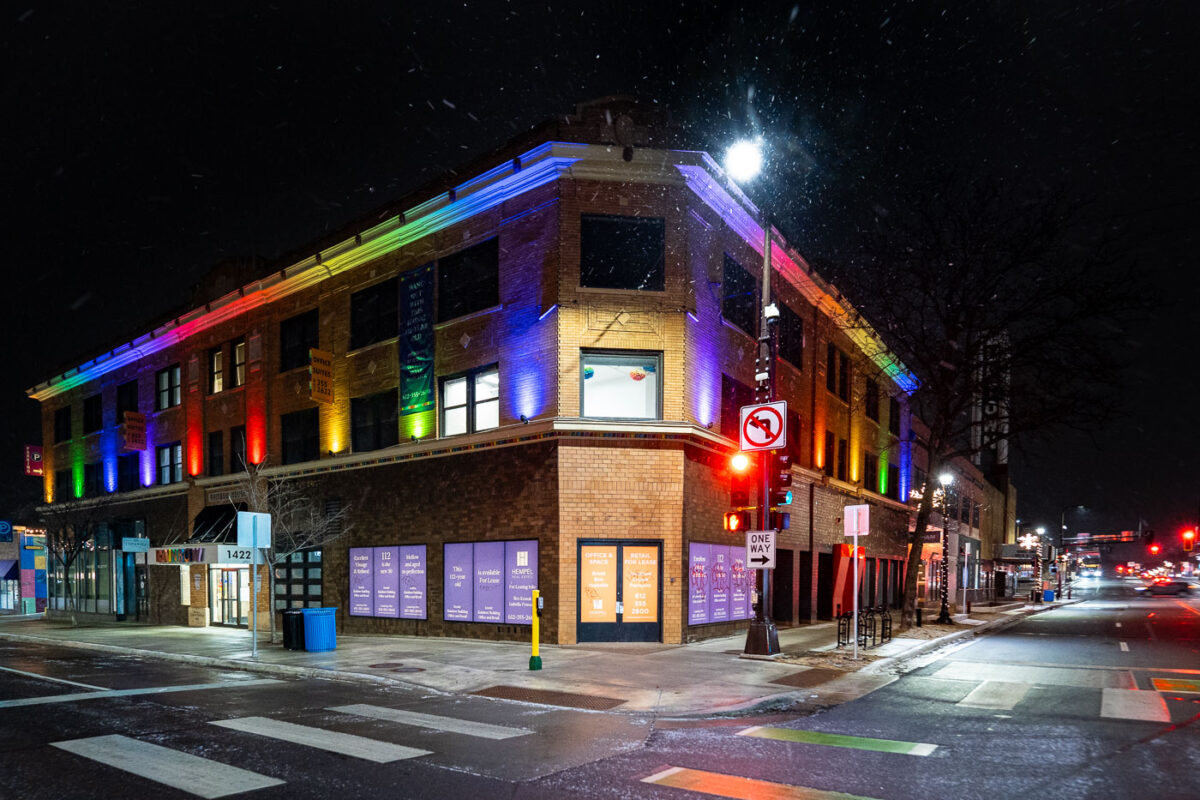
209;567;249;627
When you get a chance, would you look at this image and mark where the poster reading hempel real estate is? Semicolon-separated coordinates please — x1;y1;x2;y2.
349;545;427;619
688;542;752;625
443;540;538;625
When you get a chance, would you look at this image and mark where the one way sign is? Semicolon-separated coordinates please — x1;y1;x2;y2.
745;530;776;570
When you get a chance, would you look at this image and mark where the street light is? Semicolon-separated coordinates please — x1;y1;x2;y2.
935;472;955;624
725;137;780;656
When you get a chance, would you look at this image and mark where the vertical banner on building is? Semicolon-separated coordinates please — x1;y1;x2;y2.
581;545;618;623
688;543;710;625
308;348;335;404
709;545;731;622
399;545;427;620
400;263;435;416
621;545;659;623
372;546;400;618
349;548;373;616
472;541;505;623
730;546;751;620
122;412;146;451
443;542;474;621
23;446;44;477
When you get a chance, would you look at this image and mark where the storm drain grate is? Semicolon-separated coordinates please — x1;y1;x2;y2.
770;668;845;688
471;685;626;710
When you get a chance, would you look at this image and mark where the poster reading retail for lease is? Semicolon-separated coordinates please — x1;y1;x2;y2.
504;541;539;625
372;546;400;618
622;545;659;623
443;542;474;621
349;548;374;616
399;545;427;619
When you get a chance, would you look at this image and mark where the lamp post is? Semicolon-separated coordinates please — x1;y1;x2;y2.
1019;529;1044;604
726;137;780;656
1058;505;1084;599
935;472;955;624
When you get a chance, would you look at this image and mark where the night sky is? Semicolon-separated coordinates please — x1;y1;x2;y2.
6;3;1197;543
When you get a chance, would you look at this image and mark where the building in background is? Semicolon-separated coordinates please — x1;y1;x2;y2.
27;99;923;643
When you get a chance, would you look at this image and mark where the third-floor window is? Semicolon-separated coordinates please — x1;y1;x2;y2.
209;346;224;394
54;406;71;443
580;214;665;292
722;254;758;337
350;278;399;350
82;394;103;434
156;365;181;410
280;309;319;373
865;378;880;422
438;238;499;322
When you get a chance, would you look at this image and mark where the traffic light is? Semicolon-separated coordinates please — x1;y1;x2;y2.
770;510;791;530
1184;529;1196;552
769;451;793;506
723;510;751;533
1148;543;1161;556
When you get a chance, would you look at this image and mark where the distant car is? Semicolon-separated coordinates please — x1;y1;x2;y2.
1136;579;1193;596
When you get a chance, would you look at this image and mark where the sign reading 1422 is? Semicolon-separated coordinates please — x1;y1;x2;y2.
739;401;788;452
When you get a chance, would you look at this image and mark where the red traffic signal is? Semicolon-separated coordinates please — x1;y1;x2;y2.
1184;529;1196;552
723;511;751;533
1148;543;1161;556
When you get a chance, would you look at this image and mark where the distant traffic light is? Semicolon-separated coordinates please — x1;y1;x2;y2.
1184;529;1196;552
1148;543;1161;556
723;511;751;533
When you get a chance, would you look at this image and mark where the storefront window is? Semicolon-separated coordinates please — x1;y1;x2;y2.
274;549;323;609
580;351;662;420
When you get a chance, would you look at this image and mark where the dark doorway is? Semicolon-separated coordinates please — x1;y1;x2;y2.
866;558;878;607
773;548;793;625
798;551;813;621
817;551;833;620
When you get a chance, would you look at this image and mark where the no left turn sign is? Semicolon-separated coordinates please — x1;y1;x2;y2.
739;401;787;452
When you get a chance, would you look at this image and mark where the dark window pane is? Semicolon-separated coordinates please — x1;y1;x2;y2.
55;469;73;501
116;380;138;418
837;438;848;481
350;278;399;350
82;394;103;434
778;304;804;369
889;397;901;435
117;454;140;493
351;390;399;452
865;379;879;421
580;214;665;291
838;352;850;401
438;238;499;321
720;374;755;440
823;431;835;477
888;463;901;501
54;406;72;443
280;309;319;372
83;462;104;497
281;408;320;465
722;254;757;336
208;430;224;477
231;425;247;471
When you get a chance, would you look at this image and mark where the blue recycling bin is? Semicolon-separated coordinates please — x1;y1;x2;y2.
302;607;338;652
1043;589;1055;603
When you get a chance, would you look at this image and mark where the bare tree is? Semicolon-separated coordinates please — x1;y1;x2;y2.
824;176;1144;626
231;460;354;642
39;493;120;626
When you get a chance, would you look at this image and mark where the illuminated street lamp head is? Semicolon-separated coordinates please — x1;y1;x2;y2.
937;472;953;487
725;138;764;183
1036;526;1046;535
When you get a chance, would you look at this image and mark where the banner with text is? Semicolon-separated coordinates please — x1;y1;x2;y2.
688;542;752;625
442;540;538;625
348;545;427;619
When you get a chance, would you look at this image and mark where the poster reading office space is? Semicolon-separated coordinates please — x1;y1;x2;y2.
349;545;427;619
688;542;752;625
444;540;538;625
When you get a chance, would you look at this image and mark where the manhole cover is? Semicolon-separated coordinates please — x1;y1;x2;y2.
770;668;845;688
471;685;625;710
391;666;425;674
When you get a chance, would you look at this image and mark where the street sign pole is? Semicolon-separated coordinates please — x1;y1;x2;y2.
844;504;870;660
251;516;258;659
852;528;858;660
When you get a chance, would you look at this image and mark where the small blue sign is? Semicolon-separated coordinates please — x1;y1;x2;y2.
0;521;11;543
121;537;150;553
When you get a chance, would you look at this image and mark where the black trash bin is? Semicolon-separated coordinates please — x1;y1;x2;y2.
282;609;306;651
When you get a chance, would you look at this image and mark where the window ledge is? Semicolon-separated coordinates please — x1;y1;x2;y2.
346;336;400;357
576;285;666;296
434;303;503;329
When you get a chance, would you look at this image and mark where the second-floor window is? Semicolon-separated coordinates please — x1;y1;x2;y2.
231;338;247;388
280;309;319;373
231;425;247;471
823;431;835;478
888;463;901;501
281;408;320;465
117;453;140;493
351;390;399;452
350;278;399;350
778;303;804;369
580;214;665;292
116;380;138;419
722;254;758;337
865;379;880;422
82;394;103;434
157;442;183;485
889;396;901;435
54;406;72;443
438;238;499;322
209;347;224;394
863;452;879;491
836;437;848;482
83;462;104;497
208;430;224;477
581;351;661;420
440;366;499;436
156;365;181;410
55;469;72;501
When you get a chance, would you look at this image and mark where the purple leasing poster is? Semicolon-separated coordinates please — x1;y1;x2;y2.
349;547;374;616
373;546;400;618
399;545;427;620
473;541;505;623
444;543;473;621
504;540;538;625
710;545;731;622
688;543;710;625
730;545;751;620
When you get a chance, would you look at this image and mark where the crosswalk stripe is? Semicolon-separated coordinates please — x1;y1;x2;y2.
932;661;1136;690
209;716;431;763
737;726;937;756
52;734;283;798
642;765;880;800
0;679;282;710
957;680;1031;710
1119;642;1129;652
328;703;532;740
1100;689;1171;723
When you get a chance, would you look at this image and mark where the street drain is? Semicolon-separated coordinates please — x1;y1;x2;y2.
770;667;844;688
471;685;625;710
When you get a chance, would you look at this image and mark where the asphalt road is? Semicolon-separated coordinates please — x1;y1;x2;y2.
2;576;1197;799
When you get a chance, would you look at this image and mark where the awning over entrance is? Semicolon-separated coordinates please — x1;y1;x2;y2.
190;504;245;543
0;559;18;580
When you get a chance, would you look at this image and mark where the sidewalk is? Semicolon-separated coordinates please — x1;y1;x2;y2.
0;600;1078;717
